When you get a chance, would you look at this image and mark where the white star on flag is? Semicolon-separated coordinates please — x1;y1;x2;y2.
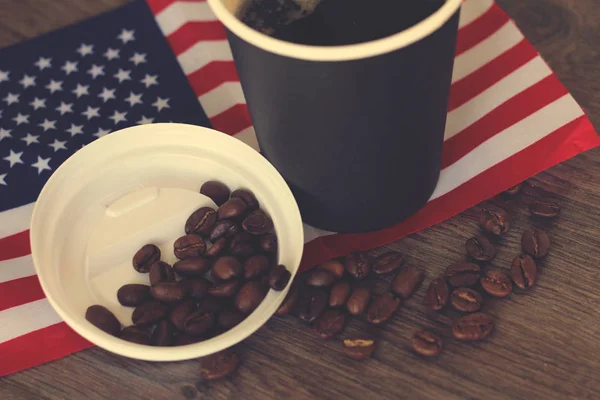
98;87;116;102
137;116;154;125
0;70;9;83
12;113;30;125
30;97;46;110
82;106;100;120
109;110;128;124
56;102;74;115
21;133;39;145
48;139;68;152
34;57;52;70
31;156;52;174
46;79;63;93
0;128;11;141
114;69;131;83
141;74;158;88
3;150;24;168
130;52;147;66
38;118;57;131
61;60;78;75
93;128;111;138
0;173;6;186
73;84;89;98
152;97;170;112
3;93;19;105
19;74;36;88
66;124;84;136
118;29;135;44
104;48;120;60
125;92;143;107
77;43;94;56
88;64;105;79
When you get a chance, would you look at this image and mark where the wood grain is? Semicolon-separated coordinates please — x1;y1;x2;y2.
1;0;600;399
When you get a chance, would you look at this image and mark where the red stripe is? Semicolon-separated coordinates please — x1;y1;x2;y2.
0;322;93;377
299;116;600;272
455;4;509;56
0;230;31;262
146;0;205;15
187;61;240;96
449;39;538;112
167;21;227;56
209;104;253;135
0;276;45;311
443;75;568;168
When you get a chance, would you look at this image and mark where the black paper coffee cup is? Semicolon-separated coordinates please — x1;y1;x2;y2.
207;0;463;233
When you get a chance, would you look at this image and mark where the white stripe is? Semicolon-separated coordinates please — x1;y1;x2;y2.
233;126;260;151
0;202;35;239
431;94;583;200
0;299;62;343
177;40;233;75
303;224;335;243
445;56;552;140
154;1;217;36
198;82;246;117
0;255;35;284
459;0;494;28
452;21;524;83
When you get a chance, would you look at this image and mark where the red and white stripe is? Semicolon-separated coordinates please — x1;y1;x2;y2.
1;0;598;376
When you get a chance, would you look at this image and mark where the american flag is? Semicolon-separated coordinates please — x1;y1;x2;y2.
0;0;598;376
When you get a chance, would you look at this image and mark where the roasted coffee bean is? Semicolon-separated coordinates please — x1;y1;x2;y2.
391;265;425;299
243;254;270;279
151;320;175;346
198;295;224;314
481;270;512;298
412;331;442;357
451;287;483;313
342;339;376;360
206;237;228;258
184;310;216;335
299;289;328;323
306;268;336;288
170;300;198;330
276;283;300;316
329;281;351;308
229;232;256;259
269;264;291;291
200;180;230;206
180;278;211;300
132;244;160;273
465;235;496;262
318;260;345;279
200;349;240;381
174;234;206;259
259;233;277;253
173;257;212;277
478;205;510;236
444;263;481;287
235;280;268;314
117;284;151;307
174;333;204;346
120;325;151;345
346;287;371;316
242;209;274;235
132;301;169;325
529;200;561;218
521;228;550;259
218;308;246;330
366;293;401;325
218;198;248;220
85;305;121;336
149;261;176;286
504;183;522;197
185;207;217;236
209;220;240;242
231;189;259;211
373;251;405;275
344;252;372;280
511;254;537;289
312;308;346;339
213;256;243;281
426;278;450;311
452;312;495;341
150;282;188;303
208;280;242;297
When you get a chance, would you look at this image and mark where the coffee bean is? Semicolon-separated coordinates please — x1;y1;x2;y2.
444;263;481;287
412;330;442;357
132;301;169;325
200;180;230;206
511;254;537;289
174;333;204;346
344;252;372;280
231;189;259;211
85;305;121;336
180;278;211;300
208;280;242;297
259;233;278;253
185;207;218;236
346;287;371;316
150;282;188;303
465;235;496;262
173;257;212;277
451;287;483;313
269;264;291;291
151;320;175;346
481;270;512;298
373;251;405;275
478;205;510;236
149;261;176;286
120;325;151;345
209;220;240;242
342;339;376;360
504;183;522;197
329;281;351;308
206;237;228;258
184;310;216;335
452;312;495;341
213;256;243;281
174;234;206;259
276;283;300;316
529;200;561;218
318;260;345;279
218;307;246;330
235;280;268;314
229;232;257;259
299;289;328;323
426;278;450;311
200;349;240;381
218;198;248;221
521;228;550;259
243;254;270;279
242;209;274;235
170;300;198;330
132;244;160;273
312;308;346;339
391;265;425;299
117;284;151;307
366;293;401;325
306;268;336;288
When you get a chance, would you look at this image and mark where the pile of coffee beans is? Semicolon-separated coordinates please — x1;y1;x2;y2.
85;181;291;378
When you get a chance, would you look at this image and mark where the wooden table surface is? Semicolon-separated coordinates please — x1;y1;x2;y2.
2;1;600;399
